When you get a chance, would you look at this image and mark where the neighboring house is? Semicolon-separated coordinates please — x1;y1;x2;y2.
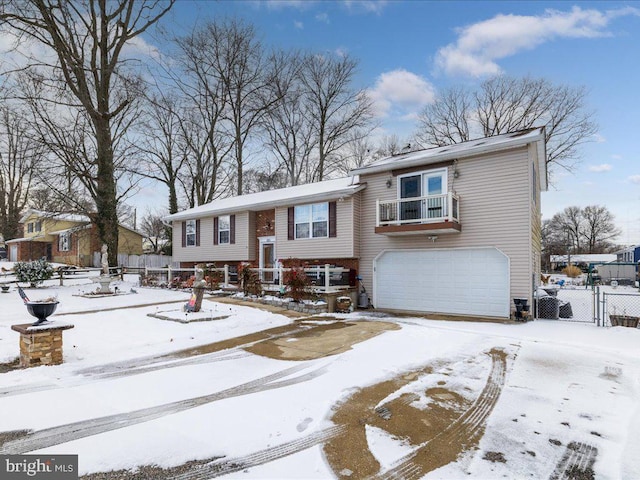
165;127;547;319
616;245;640;264
6;210;143;266
550;254;617;271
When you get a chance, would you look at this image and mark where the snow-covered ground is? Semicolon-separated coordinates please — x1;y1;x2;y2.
0;265;639;479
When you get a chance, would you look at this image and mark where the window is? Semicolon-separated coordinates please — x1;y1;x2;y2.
27;222;34;233
398;168;447;221
59;232;71;252
218;215;230;244
35;221;42;232
185;220;196;246
295;203;328;239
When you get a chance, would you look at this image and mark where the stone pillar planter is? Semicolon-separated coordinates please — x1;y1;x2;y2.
11;322;75;367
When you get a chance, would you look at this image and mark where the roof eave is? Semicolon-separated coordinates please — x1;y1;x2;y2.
164;184;366;224
351;129;547;177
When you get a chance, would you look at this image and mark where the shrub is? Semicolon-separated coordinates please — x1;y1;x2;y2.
204;263;222;290
562;265;582;278
238;263;262;296
14;258;54;287
284;266;311;302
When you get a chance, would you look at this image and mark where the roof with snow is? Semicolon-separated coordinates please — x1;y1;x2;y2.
351;127;547;190
164;176;365;222
550;254;617;264
19;209;91;224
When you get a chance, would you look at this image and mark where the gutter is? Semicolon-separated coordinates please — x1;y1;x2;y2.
351;129;546;177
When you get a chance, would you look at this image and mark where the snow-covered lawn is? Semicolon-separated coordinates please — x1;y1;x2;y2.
0;269;639;479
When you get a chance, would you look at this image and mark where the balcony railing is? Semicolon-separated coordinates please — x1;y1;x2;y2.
376;193;460;227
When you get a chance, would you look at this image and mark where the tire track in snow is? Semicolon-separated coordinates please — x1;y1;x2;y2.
0;323;314;398
549;441;598;480
375;348;508;480
169;425;346;480
0;363;327;454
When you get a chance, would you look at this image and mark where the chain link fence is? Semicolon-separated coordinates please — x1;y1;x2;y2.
602;291;640;328
535;285;596;323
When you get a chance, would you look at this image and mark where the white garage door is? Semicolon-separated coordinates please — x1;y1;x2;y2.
374;247;510;317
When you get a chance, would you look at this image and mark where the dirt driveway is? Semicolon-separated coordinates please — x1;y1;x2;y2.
0;308;607;480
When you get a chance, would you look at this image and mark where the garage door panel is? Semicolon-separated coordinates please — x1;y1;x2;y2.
375;248;509;317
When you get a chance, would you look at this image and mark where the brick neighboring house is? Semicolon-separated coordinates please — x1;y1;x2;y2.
6;210;143;266
165;128;547;319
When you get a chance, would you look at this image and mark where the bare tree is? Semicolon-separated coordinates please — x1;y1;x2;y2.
0;103;42;240
544;205;619;256
334;131;374;177
0;0;174;265
300;53;374;181
138;92;187;215
139;210;168;254
202;18;281;195
261;51;318;186
582;205;621;253
414;86;471;147
415;76;597;177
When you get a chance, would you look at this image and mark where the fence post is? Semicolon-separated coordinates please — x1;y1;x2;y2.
224;264;229;286
168;265;172;285
595;286;600;326
279;266;284;288
325;264;331;292
59;270;64;286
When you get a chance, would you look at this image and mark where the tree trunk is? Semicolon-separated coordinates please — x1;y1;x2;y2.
93;122;119;267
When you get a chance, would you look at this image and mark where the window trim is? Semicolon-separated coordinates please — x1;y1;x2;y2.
58;232;71;252
218;215;231;245
185;219;197;247
397;167;448;200
294;202;329;240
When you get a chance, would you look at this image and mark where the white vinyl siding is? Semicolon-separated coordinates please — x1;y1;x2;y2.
276;198;356;259
172;212;255;263
358;146;534;316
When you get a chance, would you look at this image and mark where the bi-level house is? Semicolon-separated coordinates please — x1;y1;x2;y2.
6;210;144;265
166;128;547;319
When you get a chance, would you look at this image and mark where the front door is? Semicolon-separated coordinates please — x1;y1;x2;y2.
259;237;276;283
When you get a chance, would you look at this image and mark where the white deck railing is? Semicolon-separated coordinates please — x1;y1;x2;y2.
376;192;460;227
144;264;352;293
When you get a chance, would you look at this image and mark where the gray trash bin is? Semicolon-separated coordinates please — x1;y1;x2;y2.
559;301;573;318
538;296;559;319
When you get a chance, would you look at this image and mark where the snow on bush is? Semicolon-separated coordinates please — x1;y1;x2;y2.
14;258;54;286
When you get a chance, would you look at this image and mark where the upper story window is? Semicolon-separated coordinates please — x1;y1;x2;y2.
59;232;71;252
27;222;34;233
295;202;328;239
218;215;230;244
35;221;42;232
398;168;447;221
185;220;197;246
